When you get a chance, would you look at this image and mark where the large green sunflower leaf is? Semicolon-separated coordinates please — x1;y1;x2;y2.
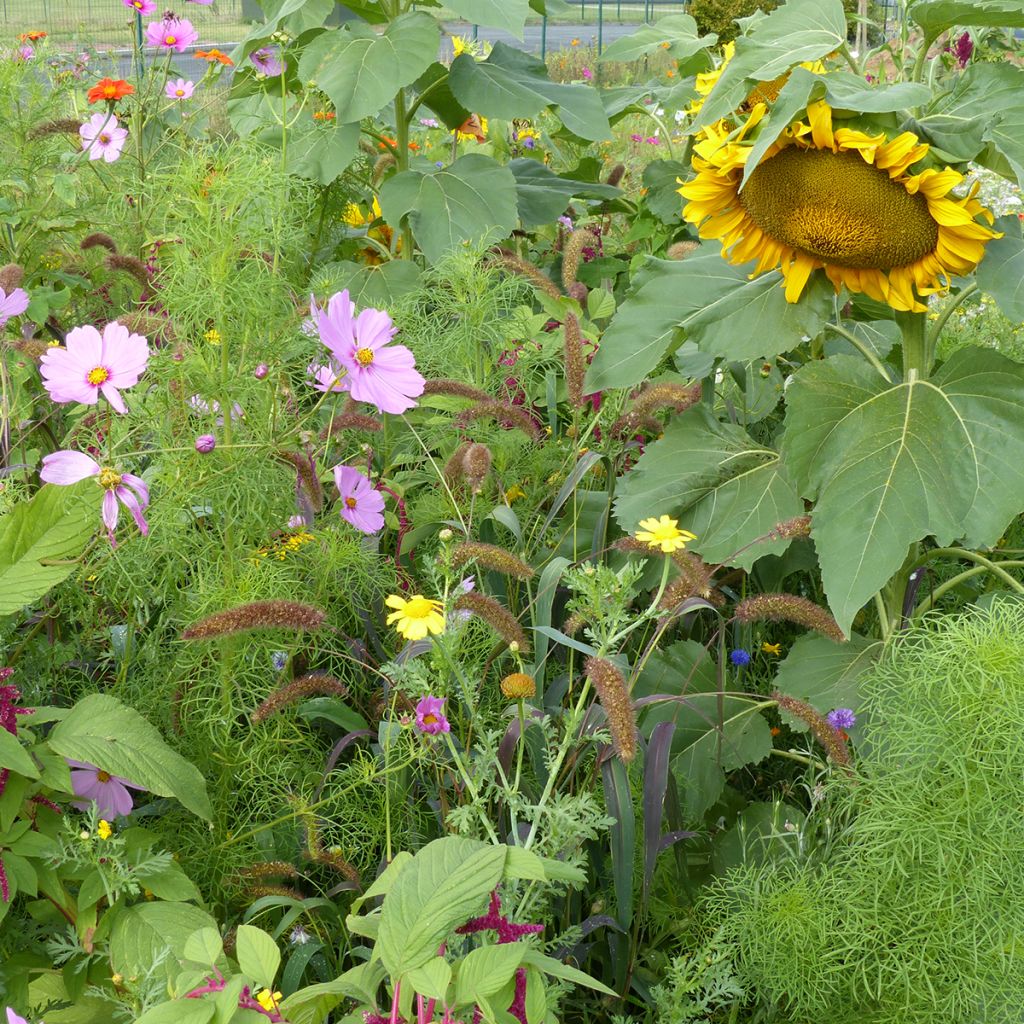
982;104;1024;187
976;231;1024;322
782;351;1024;634
585;250;833;392
508;159;621;228
297;12;439;124
909;0;1024;37
379;154;518;264
612;405;803;570
448;44;611;141
599;14;716;63
441;0;530;36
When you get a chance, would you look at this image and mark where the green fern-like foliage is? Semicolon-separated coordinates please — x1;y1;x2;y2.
708;600;1024;1022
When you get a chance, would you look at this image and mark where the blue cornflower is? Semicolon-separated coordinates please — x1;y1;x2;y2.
729;648;751;667
271;651;287;672
827;708;857;730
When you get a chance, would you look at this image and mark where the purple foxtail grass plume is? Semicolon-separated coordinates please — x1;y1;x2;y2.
462;442;492;493
605;162;626;187
105;253;150;287
563;313;586;408
0;263;25;291
28;118;84;139
566;281;588;304
454;591;530;654
310;845;360;882
451;541;534;580
735;593;845;642
611;382;702;437
423;378;491;403
773;691;852;770
358;138;378;157
372;152;396;183
767;515;813;541
318;412;382;439
236;860;301;880
182;600;327;639
667;240;700;260
584;656;637;762
443;441;472;487
246;883;306;900
80;232;119;253
561;229;599;291
252;673;349;724
275;449;324;514
563;611;586;636
487;246;562;298
456;399;543;440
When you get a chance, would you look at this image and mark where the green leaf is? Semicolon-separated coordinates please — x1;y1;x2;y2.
0;484;96;617
314;260;423;307
455;945;525;1006
977;233;1024;320
773;633;880;730
283;120;360;185
377;837;506;977
602;757;635;930
380;154;518;264
982;102;1024;186
49;694;212;820
507;159;620;228
236;925;281;988
519;949;616;996
406;957;452;1001
183;927;224;966
599;14;715;63
448;44;611;141
910;0;1024;37
824;321;899;360
442;0;530;36
297;13;439;124
414;62;472;130
134;858;201;902
584;251;832;392
134;1001;215;1024
783;349;1024;634
0;728;39;779
279;962;388;1024
110;902;219;980
641;159;689;224
613;406;803;570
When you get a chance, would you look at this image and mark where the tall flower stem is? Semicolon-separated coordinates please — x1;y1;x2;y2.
896;309;928;380
393;87;414;259
442;731;500;844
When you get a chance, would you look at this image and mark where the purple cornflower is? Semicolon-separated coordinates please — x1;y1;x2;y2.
414;695;450;735
581;67;593;80
271;651;288;671
79;112;128;162
729;649;751;667
0;286;29;330
195;434;216;453
249;46;285;77
15;45;34;61
333;464;385;534
826;708;856;731
66;759;146;818
557;215;573;229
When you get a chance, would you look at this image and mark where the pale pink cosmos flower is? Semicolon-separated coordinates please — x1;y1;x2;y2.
79;112;128;162
307;359;347;393
249;46;284;77
312;290;424;414
145;17;198;51
334;465;384;534
66;758;146;817
165;78;195;100
6;1007;30;1024
15;45;34;61
39;321;148;413
0;287;29;330
40;451;150;542
122;0;157;12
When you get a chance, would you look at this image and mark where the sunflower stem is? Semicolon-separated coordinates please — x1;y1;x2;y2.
910;33;936;83
896;309;928;379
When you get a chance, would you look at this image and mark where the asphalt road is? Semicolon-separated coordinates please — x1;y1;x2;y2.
107;21;644;79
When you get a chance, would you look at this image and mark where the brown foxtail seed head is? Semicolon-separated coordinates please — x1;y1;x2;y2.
605;163;626;187
456;400;543;440
372;152;396;184
462;443;493;492
80;232;119;253
423;378;492;403
105;254;149;286
28;118;83;139
451;541;535;580
561;229;598;291
667;241;700;260
454;592;530;654
769;515;813;540
564;313;586;408
252;673;350;724
735;593;845;642
182;600;327;639
773;691;852;770
584;656;637;762
0;264;25;291
443;441;472;486
319;412;383;439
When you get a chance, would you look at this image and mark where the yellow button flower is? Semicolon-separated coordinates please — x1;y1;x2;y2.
761;642;782;656
634;516;696;553
256;990;282;1013
97;819;113;840
385;594;445;641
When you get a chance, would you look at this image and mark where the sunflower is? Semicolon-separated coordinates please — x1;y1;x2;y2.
679;100;1001;311
341;197;395;264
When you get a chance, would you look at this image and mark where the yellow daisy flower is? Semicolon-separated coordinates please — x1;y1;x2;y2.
635;516;697;553
679;99;1001;312
385;594;446;640
97;819;113;840
761;642;782;656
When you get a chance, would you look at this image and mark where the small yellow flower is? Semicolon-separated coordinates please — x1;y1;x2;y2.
505;483;527;503
385;594;446;641
97;819;113;840
761;642;782;656
204;328;222;345
634;516;696;554
256;990;282;1013
570;37;580;46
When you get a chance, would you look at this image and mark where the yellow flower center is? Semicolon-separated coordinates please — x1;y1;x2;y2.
98;133;111;145
165;35;177;45
344;496;357;509
87;365;110;385
176;88;185;96
355;347;374;367
97;770;112;783
741;148;938;270
97;468;122;490
104;85;117;97
404;596;438;618
422;713;438;726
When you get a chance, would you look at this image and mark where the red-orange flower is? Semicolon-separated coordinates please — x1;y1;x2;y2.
196;48;234;66
312;110;336;121
19;30;46;42
87;78;135;104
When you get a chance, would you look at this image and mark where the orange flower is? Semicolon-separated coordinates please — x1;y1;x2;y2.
666;69;675;78
313;110;336;121
19;30;46;42
456;114;487;143
196;48;234;66
570;37;580;46
378;135;397;150
87;78;135;104
407;140;420;151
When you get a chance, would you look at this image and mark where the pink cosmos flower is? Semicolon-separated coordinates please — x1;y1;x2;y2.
415;695;450;735
15;45;34;61
40;451;150;541
307;359;347;393
66;758;146;818
249;46;284;77
312;290;424;414
165;78;195;100
79;112;128;162
188;395;243;424
122;0;157;12
6;1008;30;1024
333;464;385;534
39;321;148;413
0;287;29;330
145;17;198;51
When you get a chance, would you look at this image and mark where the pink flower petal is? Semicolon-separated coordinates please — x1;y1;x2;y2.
102;490;119;532
119;473;150;510
40;450;101;485
115;485;149;535
100;381;127;414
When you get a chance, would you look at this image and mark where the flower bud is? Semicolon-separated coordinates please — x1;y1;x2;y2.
439;528;454;541
195;434;216;454
254;362;269;379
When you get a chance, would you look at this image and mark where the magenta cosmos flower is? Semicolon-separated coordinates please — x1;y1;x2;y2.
249;46;284;77
312;290;424;414
146;17;198;51
6;1009;31;1024
41;451;150;540
79;112;128;162
122;0;157;12
0;287;29;330
165;78;195;100
66;758;145;818
308;359;346;393
415;696;450;735
40;321;149;413
333;464;384;534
